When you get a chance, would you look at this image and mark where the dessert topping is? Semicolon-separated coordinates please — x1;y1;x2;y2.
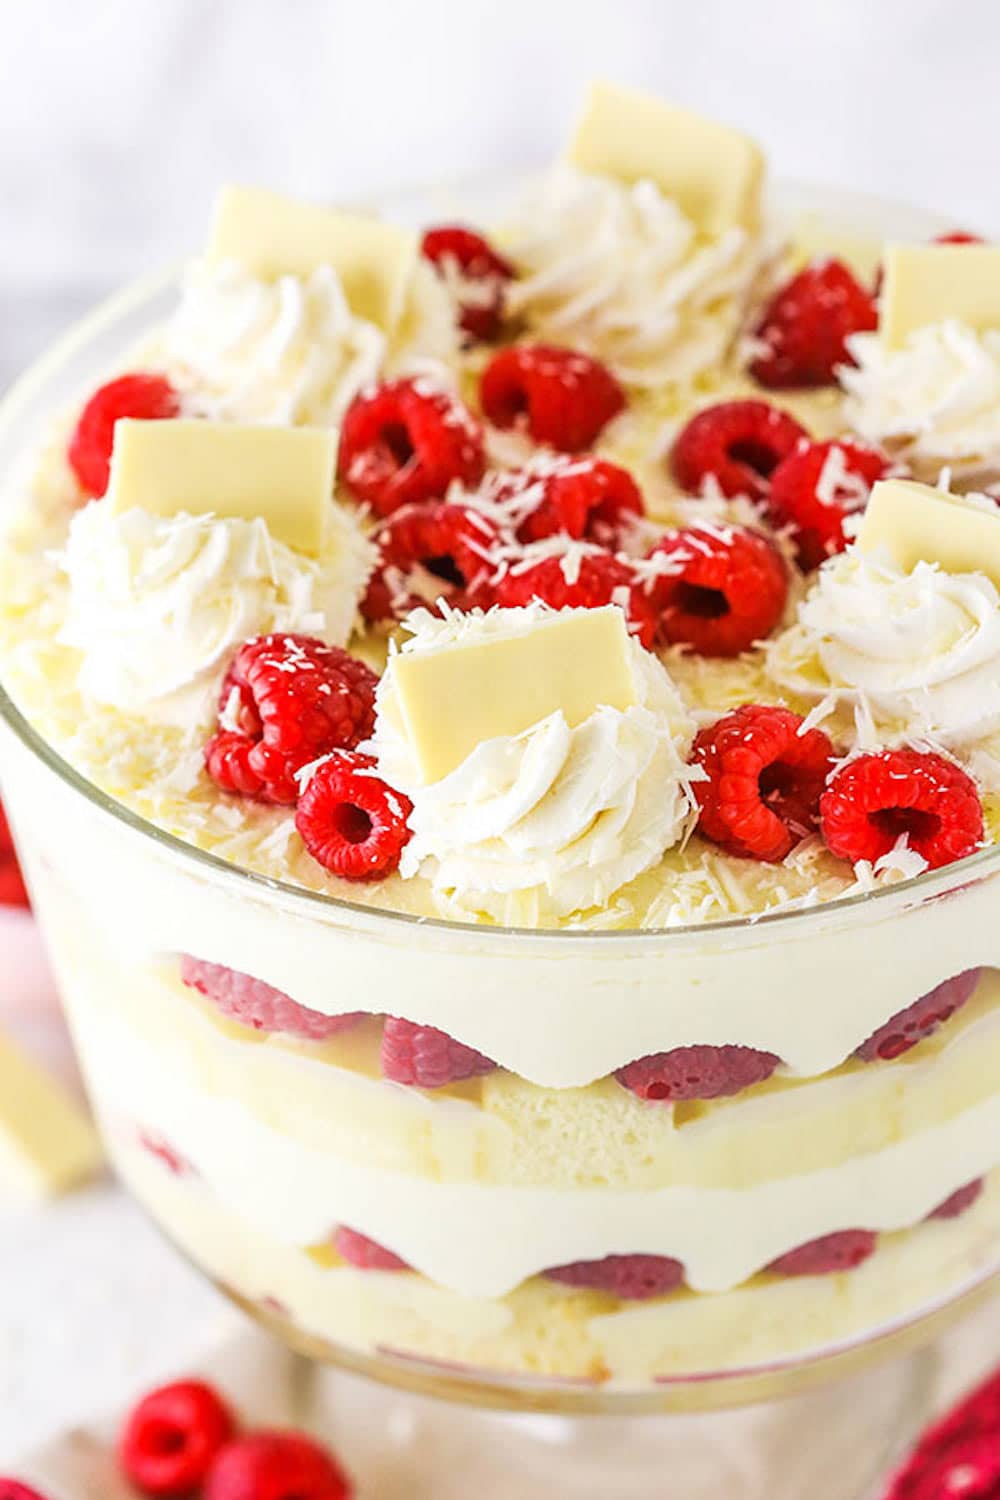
670;399;808;501
494;542;657;646
361;500;500;624
487;453;644;547
295;751;413;881
479;343;625;451
819;748;984;871
67;373;180;497
767;437;895;570
857;479;1000;588
420;224;514;342
640;523;788;657
337;377;486;516
879;242;1000;350
750;258;878;388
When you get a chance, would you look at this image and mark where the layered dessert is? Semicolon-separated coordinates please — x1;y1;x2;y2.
0;81;998;1389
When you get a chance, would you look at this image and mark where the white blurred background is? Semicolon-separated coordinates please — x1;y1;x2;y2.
1;0;999;386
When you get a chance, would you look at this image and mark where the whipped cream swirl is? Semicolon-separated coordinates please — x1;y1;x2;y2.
841;321;1000;474
60;501;374;716
767;549;1000;748
505;166;768;389
371;605;697;922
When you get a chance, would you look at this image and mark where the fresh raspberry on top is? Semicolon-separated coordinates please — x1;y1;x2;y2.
480;344;625;451
495;545;658;648
119;1379;235;1498
670;400;808;501
0;802;28;908
67;372;180;496
855;970;980;1062
179;956;362;1041
361;500;501;623
545;1254;684;1301
643;524;788;657
820;750;984;872
333;1226;410;1271
692;705;838;863
750;259;878;388
296;753;412;882
928;1178;983;1221
616;1044;779;1103
337;378;486;517
205;634;378;806
767;438;895;570
205;1432;353;1500
421;225;515;342
766;1230;877;1277
491;455;645;548
381;1017;496;1088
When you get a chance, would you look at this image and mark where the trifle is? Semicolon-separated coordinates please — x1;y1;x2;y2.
1;80;999;1399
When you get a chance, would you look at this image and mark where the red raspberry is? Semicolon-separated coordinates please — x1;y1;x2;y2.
0;802;28;908
361;500;501;623
820;750;984;872
616;1045;779;1103
545;1254;684;1301
767;438;895;570
928;1178;984;1221
333;1226;410;1271
644;524;788;657
855;970;980;1062
421;225;514;342
205;635;377;806
0;1485;51;1500
337;378;485;518
692;705;838;863
767;1230;877;1277
750;259;878;388
295;753;412;881
495;547;657;648
491;455;644;548
205;1432;352;1500
934;231;985;245
381;1017;495;1088
139;1132;191;1177
670;400;808;502
179;956;362;1041
119;1380;235;1497
480;344;625;451
887;1433;1000;1500
67;373;180;496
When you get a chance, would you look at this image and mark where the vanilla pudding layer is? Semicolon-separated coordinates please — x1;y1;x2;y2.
109;1134;1000;1383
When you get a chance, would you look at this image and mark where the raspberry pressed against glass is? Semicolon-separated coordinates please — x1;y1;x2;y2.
0;801;28;908
180;956;363;1041
480;344;625;451
495;547;658;647
491;455;645;548
205;1431;353;1500
545;1254;685;1301
855;970;980;1062
820;750;984;872
750;259;878;388
616;1044;780;1103
692;705;838;863
337;378;486;517
361;500;501;623
333;1226;410;1271
670;400;808;501
381;1017;496;1087
766;1230;878;1277
643;524;788;657
119;1379;235;1497
205;634;378;806
0;1484;52;1500
296;753;413;881
927;1178;983;1221
767;438;894;570
67;372;180;496
421;224;515;342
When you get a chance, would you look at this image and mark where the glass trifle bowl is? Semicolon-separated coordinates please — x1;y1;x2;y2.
1;171;999;1497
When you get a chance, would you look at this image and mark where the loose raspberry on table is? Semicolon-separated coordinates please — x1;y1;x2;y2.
337;378;486;517
296;753;412;882
670;400;808;502
205;635;378;806
855;970;980;1062
0;802;28;908
616;1044;780;1103
692;705;838;863
67;372;180;496
750;259;879;388
545;1254;685;1301
927;1178;984;1221
119;1379;235;1497
767;1230;878;1277
489;455;645;548
205;1431;353;1500
480;344;625;451
381;1017;496;1088
495;545;658;647
883;1367;1000;1500
333;1226;410;1271
642;524;788;657
767;438;895;570
820;750;984;872
421;224;515;342
361;500;502;623
0;1484;52;1500
180;956;362;1041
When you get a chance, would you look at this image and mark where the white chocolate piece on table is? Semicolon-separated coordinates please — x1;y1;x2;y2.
390;606;639;784
880;244;1000;350
207;184;417;329
0;1028;102;1198
566;80;764;235
857;478;1000;590
105;419;336;557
